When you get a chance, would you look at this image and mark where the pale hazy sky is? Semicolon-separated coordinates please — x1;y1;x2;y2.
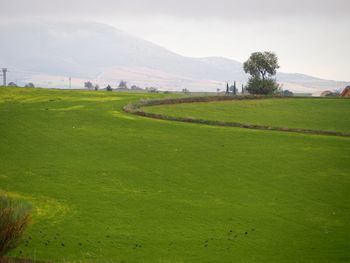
1;0;349;81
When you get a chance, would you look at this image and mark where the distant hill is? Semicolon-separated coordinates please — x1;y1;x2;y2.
0;21;348;93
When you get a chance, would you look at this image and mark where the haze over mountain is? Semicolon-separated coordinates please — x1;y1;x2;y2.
1;21;348;93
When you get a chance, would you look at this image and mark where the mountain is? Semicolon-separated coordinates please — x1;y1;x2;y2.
0;20;348;93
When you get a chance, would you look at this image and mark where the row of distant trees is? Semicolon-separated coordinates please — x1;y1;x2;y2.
84;80;164;93
7;82;35;88
222;81;294;96
83;52;281;95
225;81;245;95
3;52;283;96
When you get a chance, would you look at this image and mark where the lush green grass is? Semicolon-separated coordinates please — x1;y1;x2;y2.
142;98;350;133
0;87;349;263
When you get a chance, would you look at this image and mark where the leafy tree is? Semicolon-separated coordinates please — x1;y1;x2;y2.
118;80;128;89
8;82;17;87
283;90;294;96
94;84;100;91
146;87;158;93
131;85;142;91
84;81;93;90
25;83;35;88
243;52;280;95
106;85;112;91
243;52;279;80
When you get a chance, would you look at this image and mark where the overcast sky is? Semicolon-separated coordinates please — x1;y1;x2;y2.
1;0;349;81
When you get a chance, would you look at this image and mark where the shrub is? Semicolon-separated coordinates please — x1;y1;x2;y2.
282;90;294;96
246;77;280;95
0;195;32;258
24;83;35;88
7;82;17;87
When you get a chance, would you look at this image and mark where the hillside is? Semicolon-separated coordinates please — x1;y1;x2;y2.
0;21;349;92
1;87;349;262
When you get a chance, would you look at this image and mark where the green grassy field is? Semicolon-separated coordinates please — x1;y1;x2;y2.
142;98;350;132
0;87;349;263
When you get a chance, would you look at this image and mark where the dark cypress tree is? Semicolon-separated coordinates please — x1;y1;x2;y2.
233;81;237;95
226;83;229;94
241;84;244;94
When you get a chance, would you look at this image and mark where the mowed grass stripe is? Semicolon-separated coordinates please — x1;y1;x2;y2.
0;87;349;263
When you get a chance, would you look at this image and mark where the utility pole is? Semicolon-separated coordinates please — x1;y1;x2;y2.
233;80;237;95
2;68;7;86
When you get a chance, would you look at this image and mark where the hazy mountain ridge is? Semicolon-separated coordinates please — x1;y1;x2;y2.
0;21;348;93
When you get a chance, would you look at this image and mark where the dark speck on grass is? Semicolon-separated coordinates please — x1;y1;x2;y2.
79;242;82;246
61;243;65;247
245;232;248;235
134;243;142;248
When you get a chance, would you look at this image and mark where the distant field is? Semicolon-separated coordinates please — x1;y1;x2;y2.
0;88;349;263
142;98;350;133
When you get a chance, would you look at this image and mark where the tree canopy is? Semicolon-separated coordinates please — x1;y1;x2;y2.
243;52;279;80
84;81;94;90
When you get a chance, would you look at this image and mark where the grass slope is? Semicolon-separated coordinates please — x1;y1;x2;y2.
142;98;350;133
0;88;349;263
